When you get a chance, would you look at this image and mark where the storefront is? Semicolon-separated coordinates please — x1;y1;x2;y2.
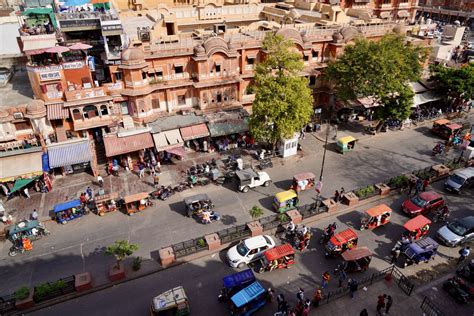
180;123;210;152
205;110;250;152
152;129;185;161
103;130;155;172
47;138;93;175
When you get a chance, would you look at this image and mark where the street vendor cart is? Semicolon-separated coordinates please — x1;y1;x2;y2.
360;204;392;231
432;119;463;140
292;172;316;192
273;190;299;213
53;200;86;224
7;220;50;257
150;286;190;316
93;192;119;216
402;215;431;241
122;192;152;215
341;247;373;272
336;136;357;154
325;228;358;257
257;243;295;273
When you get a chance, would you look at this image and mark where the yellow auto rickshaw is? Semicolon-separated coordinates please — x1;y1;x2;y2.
336;136;357;154
273;190;299;213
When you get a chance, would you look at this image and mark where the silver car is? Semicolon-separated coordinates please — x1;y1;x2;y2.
437;216;474;247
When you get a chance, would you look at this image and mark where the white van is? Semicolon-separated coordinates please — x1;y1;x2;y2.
444;167;474;193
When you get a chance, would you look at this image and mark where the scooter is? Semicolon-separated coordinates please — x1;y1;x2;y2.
8;244;26;257
433;206;450;223
158;186;174;200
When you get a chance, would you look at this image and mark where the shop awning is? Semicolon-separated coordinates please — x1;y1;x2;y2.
414;91;443;107
103;132;154;157
47;103;69;120
357;97;380;109
47;139;92;168
152;129;184;151
0;148;44;182
9;177;39;194
180;123;210;141
166;146;185;157
207;119;248;137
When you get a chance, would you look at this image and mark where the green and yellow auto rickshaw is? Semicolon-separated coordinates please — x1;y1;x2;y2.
273;190;299;213
336;136;357;154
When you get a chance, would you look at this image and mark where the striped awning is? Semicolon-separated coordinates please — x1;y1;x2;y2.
47;103;69;120
103;132;154;157
47;140;92;168
180;123;209;141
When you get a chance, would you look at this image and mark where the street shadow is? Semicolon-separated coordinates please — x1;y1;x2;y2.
220;214;237;226
258;196;275;211
168;201;186;217
336;210;361;230
273;179;292;190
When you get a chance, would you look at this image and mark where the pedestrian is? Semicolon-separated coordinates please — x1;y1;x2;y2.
301;128;305;140
138;163;145;179
376;294;386;315
266;288;274;303
336;266;347;287
312;289;322;307
303;299;311;316
334;190;340;202
340;187;345;197
23;187;30;199
31;209;38;220
321;271;330;289
408;178;415;196
349;279;358;299
297;287;304;303
458;246;470;264
391;247;401;264
385;295;393;314
414;179;422;196
295;300;304;316
97;175;104;187
422;178;429;191
277;293;285;312
80;193;87;207
86;187;93;200
153;172;160;188
360;308;369;316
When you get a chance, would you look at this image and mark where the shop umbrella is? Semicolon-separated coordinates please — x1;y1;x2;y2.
45;46;70;54
9;177;39;194
69;43;93;50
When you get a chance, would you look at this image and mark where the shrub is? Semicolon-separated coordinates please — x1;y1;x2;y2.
196;238;206;248
388;175;409;188
249;206;264;220
33;280;67;300
132;256;142;271
15;287;30;301
354;185;376;199
278;213;289;223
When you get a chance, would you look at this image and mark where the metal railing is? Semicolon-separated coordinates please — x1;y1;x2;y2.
172;237;208;259
217;224;251;244
0;294;16;314
420;296;445;316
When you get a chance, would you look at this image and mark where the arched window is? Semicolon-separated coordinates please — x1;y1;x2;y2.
83;105;98;119
72;109;82;120
100;105;109;116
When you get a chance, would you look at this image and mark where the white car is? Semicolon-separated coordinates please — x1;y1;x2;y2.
226;235;276;268
236;169;272;193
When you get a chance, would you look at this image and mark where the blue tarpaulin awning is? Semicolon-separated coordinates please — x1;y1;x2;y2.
47;140;92;169
54;200;81;213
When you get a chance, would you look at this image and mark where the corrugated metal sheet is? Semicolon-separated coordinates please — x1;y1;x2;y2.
104;132;154;157
47;140;92;168
180;123;209;141
47;103;69;120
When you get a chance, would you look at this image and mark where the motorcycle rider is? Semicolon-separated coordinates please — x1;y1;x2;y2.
433;143;444;155
320;222;336;243
287;220;296;236
435;205;450;222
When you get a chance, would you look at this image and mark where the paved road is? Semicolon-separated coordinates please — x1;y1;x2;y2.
30;181;473;316
0;120;470;294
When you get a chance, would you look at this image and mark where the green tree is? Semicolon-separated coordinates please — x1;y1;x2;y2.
105;240;139;269
249;33;313;152
429;63;474;109
249;205;264;220
326;34;429;122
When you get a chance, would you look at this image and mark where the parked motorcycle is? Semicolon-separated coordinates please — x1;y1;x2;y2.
257;158;273;170
432;206;450;223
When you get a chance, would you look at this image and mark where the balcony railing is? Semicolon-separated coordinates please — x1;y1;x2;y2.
72;116;113;130
65;87;107;101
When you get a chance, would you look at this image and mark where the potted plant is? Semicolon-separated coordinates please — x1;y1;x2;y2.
15;286;34;310
132;256;142;271
249;206;264;220
105;240;139;281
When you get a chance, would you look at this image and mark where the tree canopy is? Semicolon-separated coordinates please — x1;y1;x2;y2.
249;33;313;149
105;240;139;268
429;63;474;109
326;34;429;121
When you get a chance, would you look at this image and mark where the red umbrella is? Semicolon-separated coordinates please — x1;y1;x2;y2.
69;43;93;50
45;46;70;54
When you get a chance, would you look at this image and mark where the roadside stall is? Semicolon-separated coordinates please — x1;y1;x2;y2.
325;228;358;257
219;269;256;302
53;200;86;224
341;247;373;272
229;281;267;316
273;190;299;213
257;243;295;273
292;172;316;192
93;192;119;216
122;192;152;215
150;286;190;316
336;136;357;154
360;204;392;231
402;215;431;241
8;220;49;242
432;119;463;139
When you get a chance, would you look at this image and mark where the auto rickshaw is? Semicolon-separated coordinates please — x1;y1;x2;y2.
360;204;392;231
402;215;431;241
122;192;152;215
218;269;256;302
273;190;299;213
341;247;373;272
184;194;214;218
53;199;86;224
150;286;190;316
336;136;357;154
399;237;439;268
257;243;295;273
432;119;463;140
93;192;119;216
7;220;50;257
229;281;267;316
292;172;316;192
325;228;358;257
